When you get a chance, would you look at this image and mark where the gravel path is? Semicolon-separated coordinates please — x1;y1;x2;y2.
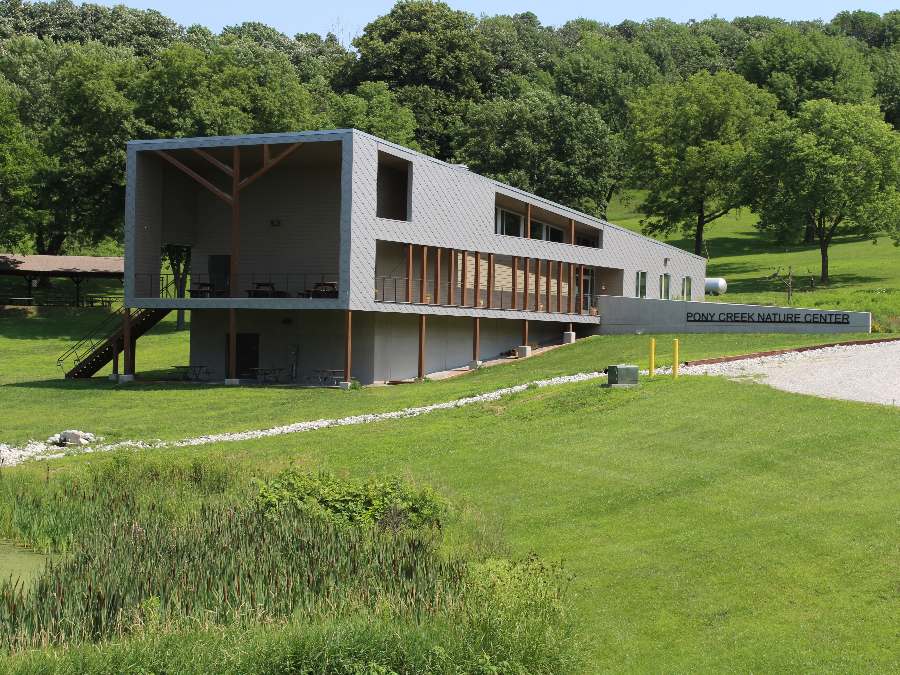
649;341;900;407
3;341;896;467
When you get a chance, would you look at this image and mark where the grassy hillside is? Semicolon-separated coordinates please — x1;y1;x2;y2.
1;322;898;671
607;192;900;328
0;307;873;445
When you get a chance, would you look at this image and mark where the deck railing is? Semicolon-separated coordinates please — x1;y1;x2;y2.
134;273;339;299
374;277;603;314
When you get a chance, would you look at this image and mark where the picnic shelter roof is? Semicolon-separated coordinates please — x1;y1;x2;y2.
0;255;124;279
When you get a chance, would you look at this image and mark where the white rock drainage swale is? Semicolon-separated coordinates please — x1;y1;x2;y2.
0;371;607;466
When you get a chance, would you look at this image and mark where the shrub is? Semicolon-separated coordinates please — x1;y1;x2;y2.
255;470;447;531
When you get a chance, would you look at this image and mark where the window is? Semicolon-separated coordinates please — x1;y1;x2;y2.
682;276;692;300
376;152;411;221
635;271;647;298
659;273;670;299
495;208;523;236
496;209;567;243
576;234;599;248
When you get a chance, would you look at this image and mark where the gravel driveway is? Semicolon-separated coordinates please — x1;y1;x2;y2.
666;341;900;407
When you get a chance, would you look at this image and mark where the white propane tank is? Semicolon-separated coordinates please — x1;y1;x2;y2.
705;278;727;295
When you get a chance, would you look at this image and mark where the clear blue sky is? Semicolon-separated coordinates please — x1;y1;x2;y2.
128;0;898;44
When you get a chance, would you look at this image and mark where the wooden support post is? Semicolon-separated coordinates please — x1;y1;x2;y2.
473;318;480;361
474;252;481;307
578;265;585;314
534;259;541;311
420;245;428;303
435;247;441;305
556;260;562;313
569;218;575;244
568;263;574;314
525;204;531;238
487;253;494;308
545;260;552;312
229;309;237;379
345;310;352;382
418;314;426;379
405;243;413;303
460;251;468;306
512;256;518;310
522;319;529;346
122;308;131;375
568;322;573;332
448;248;456;305
112;339;119;375
231;147;240;298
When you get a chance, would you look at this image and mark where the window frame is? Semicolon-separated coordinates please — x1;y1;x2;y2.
635;271;647;298
682;276;692;300
659;273;670;300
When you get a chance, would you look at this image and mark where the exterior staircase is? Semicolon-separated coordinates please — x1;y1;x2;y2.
58;308;171;378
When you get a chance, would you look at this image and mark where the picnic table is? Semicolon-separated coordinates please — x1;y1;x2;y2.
249;367;286;383
298;281;339;299
306;368;345;385
3;297;35;306
167;365;210;382
245;282;288;298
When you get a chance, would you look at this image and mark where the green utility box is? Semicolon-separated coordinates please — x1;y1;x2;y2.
607;364;639;386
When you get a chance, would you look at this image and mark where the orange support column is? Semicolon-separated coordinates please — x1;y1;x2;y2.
523;258;530;311
534;260;541;311
578;264;585;314
568;263;574;314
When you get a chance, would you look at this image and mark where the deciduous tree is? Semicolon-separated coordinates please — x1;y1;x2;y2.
453;89;618;217
742;100;900;283
628;70;776;255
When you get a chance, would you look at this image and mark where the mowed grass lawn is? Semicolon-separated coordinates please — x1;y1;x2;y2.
2;309;900;671
0;306;874;445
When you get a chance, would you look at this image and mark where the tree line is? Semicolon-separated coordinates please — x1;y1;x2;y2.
2;0;900;281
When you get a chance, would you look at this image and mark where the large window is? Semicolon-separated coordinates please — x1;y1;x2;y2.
376;151;411;221
659;273;670;299
682;276;692;300
495;208;523;236
635;271;647;298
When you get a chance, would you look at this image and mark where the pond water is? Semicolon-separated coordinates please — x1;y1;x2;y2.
0;542;47;583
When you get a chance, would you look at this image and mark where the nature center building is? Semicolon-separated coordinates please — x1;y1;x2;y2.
124;129;869;385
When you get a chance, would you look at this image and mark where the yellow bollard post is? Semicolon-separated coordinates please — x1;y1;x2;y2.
649;338;655;377
673;339;679;379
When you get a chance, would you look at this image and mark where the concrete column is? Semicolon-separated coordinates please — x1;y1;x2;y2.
469;318;482;369
519;319;531;358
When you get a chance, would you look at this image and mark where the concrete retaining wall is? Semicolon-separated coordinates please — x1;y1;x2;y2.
595;296;871;334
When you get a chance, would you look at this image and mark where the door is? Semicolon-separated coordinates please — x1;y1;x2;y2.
208;255;231;295
225;333;259;379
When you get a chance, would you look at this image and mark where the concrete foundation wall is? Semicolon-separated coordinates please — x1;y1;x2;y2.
596;296;871;334
189;309;573;384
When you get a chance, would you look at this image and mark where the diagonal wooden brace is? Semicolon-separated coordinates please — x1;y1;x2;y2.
154;150;233;205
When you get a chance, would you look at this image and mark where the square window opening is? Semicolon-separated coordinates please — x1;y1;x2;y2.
635;271;647;298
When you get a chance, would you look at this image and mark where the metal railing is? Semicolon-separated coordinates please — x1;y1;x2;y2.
57;307;125;376
374;277;604;315
134;273;339;299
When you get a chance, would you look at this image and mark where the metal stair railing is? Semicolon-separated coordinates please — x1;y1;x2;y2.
57;308;125;376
